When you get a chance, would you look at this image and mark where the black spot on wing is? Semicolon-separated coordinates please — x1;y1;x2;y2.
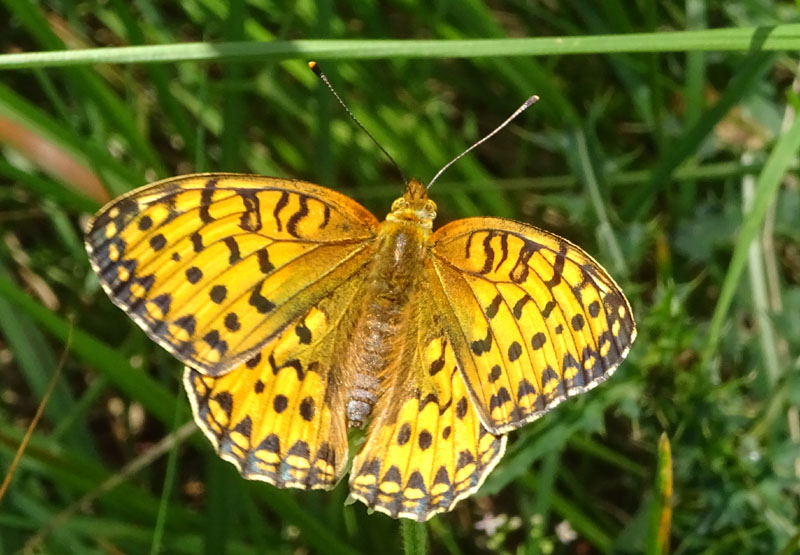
455;397;468;419
489;387;511;411
239;191;262;232
509;238;539;284
544;244;567;288
213;391;233;416
149;233;166;251
320;203;331;229
224;312;240;332
257;248;274;274
397;423;411;445
273;394;288;413
531;332;547;350
273;191;289;232
456;450;474;470
174;314;196;336
485;294;502;319
517;378;537;400
299;397;315;421
428;339;447;376
138;215;153;231
259;434;280;453
470;328;492;355
434;466;450;485
295;321;312;344
286;195;310;238
478;231;495;274
150;293;172;316
382;465;402;484
418;430;432;450
233;416;252;440
186;266;203;283
495;232;509;271
513;294;532;319
210;285;227;304
191;231;204;252
287;440;310;459
223;237;241;264
198;178;217;224
203;330;228;357
419;392;439;411
249;279;275;314
407;471;426;492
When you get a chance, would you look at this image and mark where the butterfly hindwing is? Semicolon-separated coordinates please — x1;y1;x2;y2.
428;218;636;434
349;284;506;521
86;173;379;376
184;259;373;489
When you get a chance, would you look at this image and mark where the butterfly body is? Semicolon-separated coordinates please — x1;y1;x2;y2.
86;173;635;521
342;179;435;427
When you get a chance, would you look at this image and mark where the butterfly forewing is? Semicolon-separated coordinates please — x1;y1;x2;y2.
428;217;636;434
85;173;379;376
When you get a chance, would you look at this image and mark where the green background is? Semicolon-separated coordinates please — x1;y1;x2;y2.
1;1;799;554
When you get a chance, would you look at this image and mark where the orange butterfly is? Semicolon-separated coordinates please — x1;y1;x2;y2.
85;98;635;522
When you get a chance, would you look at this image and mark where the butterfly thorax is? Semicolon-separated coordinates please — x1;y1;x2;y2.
342;179;436;428
384;178;437;230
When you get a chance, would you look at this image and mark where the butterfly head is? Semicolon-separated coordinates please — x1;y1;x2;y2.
387;178;437;229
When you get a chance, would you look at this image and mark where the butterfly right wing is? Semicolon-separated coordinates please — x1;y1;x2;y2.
349;279;506;520
427;217;636;435
85;173;379;376
184;258;373;490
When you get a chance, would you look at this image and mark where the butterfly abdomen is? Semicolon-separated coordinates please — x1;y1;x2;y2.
343;218;430;428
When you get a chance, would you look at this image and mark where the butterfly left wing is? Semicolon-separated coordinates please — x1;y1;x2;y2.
183;255;374;490
349;283;506;521
85;173;379;376
427;217;636;434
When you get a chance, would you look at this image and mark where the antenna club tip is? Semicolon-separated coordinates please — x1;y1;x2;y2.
308;61;317;68
308;61;322;75
527;94;540;105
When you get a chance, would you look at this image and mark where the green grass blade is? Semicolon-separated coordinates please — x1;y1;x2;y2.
700;109;800;370
0;26;798;69
402;520;428;555
646;433;673;555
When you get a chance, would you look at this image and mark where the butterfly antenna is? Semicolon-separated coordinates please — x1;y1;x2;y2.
308;61;408;186
427;94;540;190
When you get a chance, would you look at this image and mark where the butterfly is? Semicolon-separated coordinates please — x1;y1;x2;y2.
84;169;636;521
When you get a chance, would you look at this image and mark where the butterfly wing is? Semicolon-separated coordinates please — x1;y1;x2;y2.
85;173;379;376
183;260;372;489
349;281;506;521
427;217;636;434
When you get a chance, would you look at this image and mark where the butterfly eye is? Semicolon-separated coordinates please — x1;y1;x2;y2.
424;200;437;215
391;198;408;212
